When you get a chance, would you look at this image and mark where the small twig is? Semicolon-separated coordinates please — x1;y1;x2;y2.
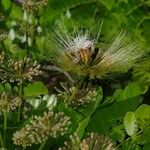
43;65;75;83
126;3;143;16
136;16;150;28
126;1;150;16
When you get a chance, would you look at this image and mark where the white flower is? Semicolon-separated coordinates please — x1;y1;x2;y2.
28;37;32;47
11;21;17;27
66;10;71;18
26;94;57;110
9;29;15;41
37;26;42;33
50;22;145;77
28;14;35;24
23;11;28;22
95;31;144;73
21;34;27;43
26;97;42;108
43;94;57;110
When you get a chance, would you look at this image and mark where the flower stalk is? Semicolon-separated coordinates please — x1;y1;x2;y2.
38;139;47;150
3;112;7;146
17;83;23;122
0;132;4;148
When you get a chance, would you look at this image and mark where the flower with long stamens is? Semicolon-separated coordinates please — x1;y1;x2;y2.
50;23;145;79
59;132;115;150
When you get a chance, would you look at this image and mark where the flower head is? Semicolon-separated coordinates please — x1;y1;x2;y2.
0;30;7;42
22;0;48;14
0;57;42;84
0;92;22;113
0;52;4;63
56;82;97;108
13;111;71;147
59;133;115;150
50;23;145;79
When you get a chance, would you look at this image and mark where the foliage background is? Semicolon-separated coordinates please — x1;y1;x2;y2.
0;0;150;150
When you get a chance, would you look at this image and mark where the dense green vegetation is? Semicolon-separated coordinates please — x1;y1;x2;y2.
0;0;150;149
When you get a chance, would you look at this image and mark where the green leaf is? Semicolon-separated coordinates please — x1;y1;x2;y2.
99;0;115;10
76;117;90;139
48;0;96;11
132;58;150;94
75;87;103;138
143;21;150;46
0;84;4;93
121;141;141;150
105;83;141;104
9;3;22;20
58;102;84;134
135;104;150;129
116;83;141;102
132;126;150;145
124;111;138;136
24;81;48;97
1;0;11;10
40;0;96;25
124;83;141;99
131;105;150;145
79;86;103;117
87;83;140;134
111;125;125;142
58;102;83;124
143;144;150;150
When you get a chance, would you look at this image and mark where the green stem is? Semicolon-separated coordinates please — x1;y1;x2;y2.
115;130;143;148
23;147;26;150
17;83;23;122
17;106;21;122
0;132;4;148
39;140;47;150
3;112;7;146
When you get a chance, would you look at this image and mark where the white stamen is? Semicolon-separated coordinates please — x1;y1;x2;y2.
68;34;95;51
52;24;96;52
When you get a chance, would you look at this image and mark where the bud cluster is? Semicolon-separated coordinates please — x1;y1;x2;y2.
8;0;45;47
22;0;48;14
0;57;42;84
0;52;4;63
0;92;22;113
0;31;7;42
0;12;4;21
9;18;42;46
13;111;71;147
59;133;115;150
19;22;35;38
57;83;97;108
